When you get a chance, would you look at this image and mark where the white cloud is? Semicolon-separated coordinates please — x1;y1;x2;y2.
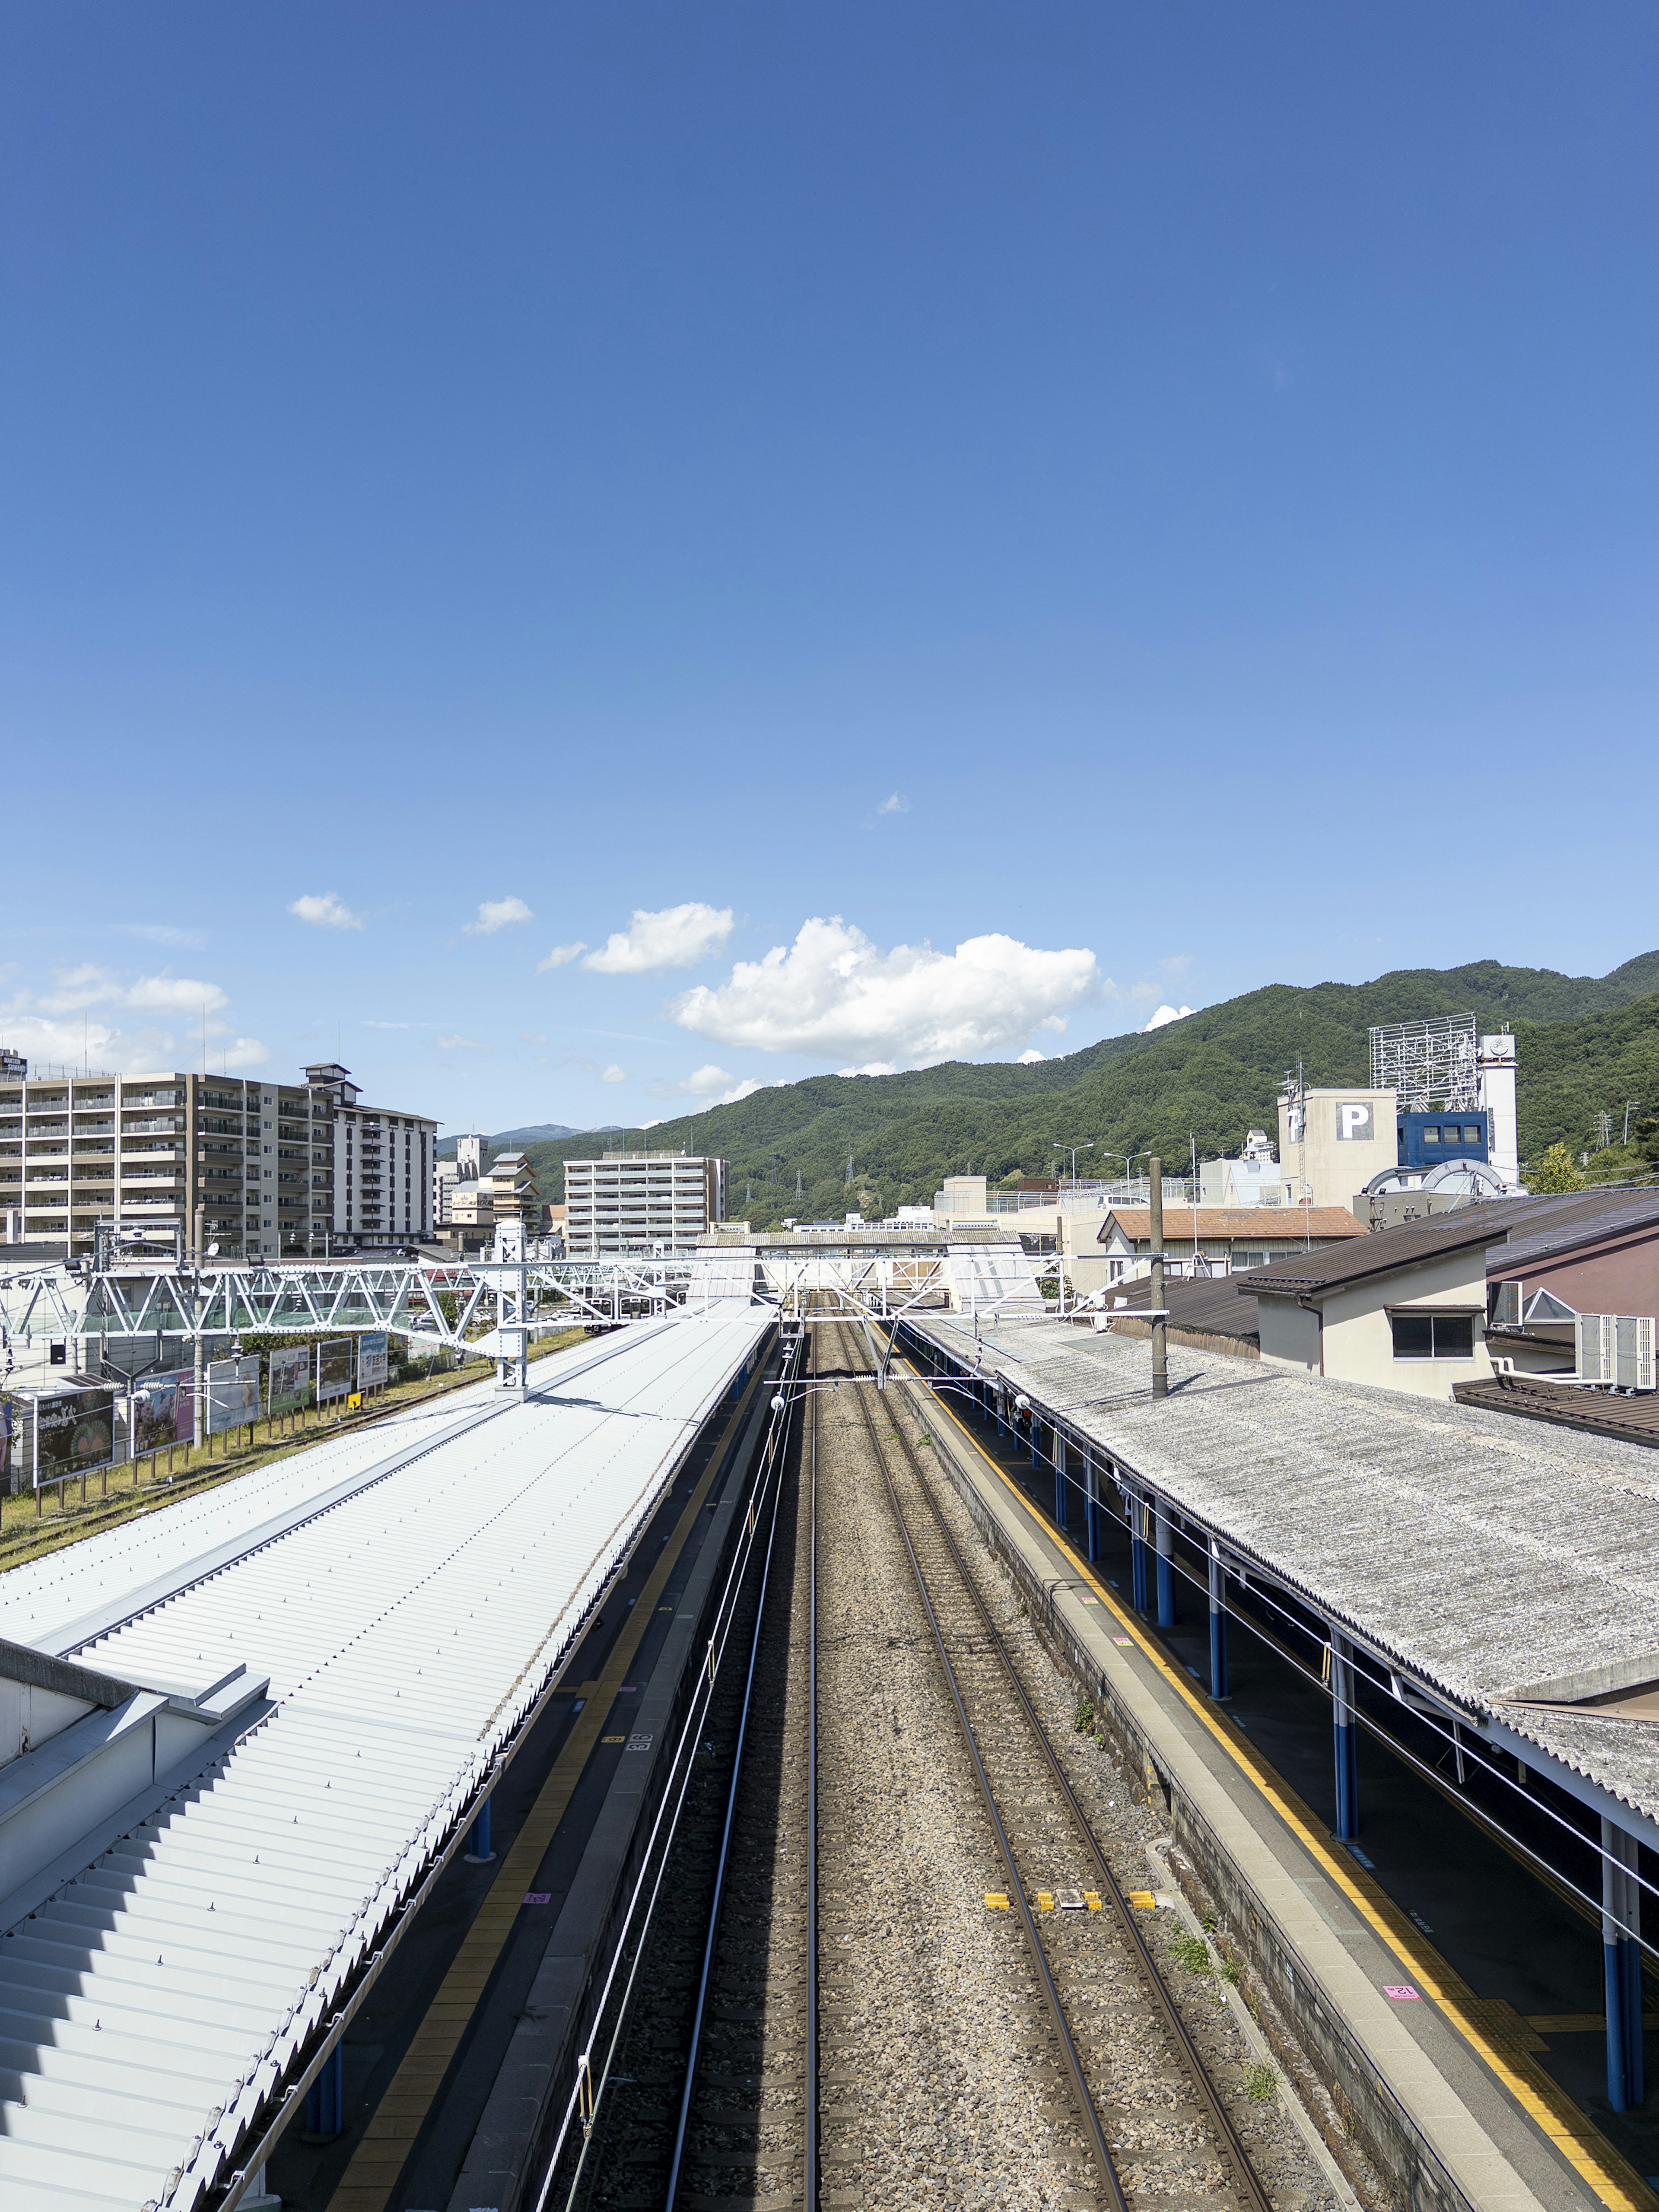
601;1062;626;1083
289;892;365;931
671;917;1099;1064
1017;1048;1046;1064
116;923;207;950
837;1062;896;1078
876;793;909;816
715;1077;772;1104
680;1063;735;1095
436;1033;487;1050
31;965;229;1020
520;1031;548;1045
537;941;587;971
220;1037;271;1069
584;903;734;974
1142;1003;1195;1032
464;895;534;936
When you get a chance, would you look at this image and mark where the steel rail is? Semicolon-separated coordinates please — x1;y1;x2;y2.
664;1370;795;2211
880;1347;1277;2212
839;1336;1125;2212
806;1338;820;2211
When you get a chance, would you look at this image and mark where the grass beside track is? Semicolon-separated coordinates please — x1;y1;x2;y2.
0;1326;592;1574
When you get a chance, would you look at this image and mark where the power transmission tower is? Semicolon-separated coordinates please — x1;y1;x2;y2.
1594;1110;1614;1150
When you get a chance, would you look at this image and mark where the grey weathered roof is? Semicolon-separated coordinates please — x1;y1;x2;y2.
910;1311;1659;1827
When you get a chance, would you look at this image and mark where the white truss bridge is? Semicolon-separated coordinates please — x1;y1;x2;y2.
1;1237;1046;1358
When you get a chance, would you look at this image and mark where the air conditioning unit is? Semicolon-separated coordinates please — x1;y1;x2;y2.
1576;1313;1656;1391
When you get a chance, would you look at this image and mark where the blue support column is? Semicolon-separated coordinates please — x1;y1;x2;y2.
304;2042;343;2139
1603;1817;1646;2112
1154;1506;1176;1628
1030;1415;1042;1474
1084;1448;1102;1564
466;1795;495;1864
1331;1633;1360;1840
1208;1544;1229;1700
1054;1428;1066;1531
1130;1498;1148;1612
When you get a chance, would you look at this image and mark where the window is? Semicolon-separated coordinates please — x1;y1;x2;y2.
1463;1125;1483;1145
1422;1126;1441;1144
1391;1312;1476;1360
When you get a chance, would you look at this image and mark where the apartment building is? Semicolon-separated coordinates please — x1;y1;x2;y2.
304;1064;437;1250
0;1058;437;1261
0;1067;330;1259
563;1150;727;1257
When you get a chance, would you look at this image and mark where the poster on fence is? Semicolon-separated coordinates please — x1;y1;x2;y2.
207;1355;261;1436
317;1338;353;1405
268;1345;312;1416
357;1332;389;1390
34;1386;116;1484
130;1370;194;1454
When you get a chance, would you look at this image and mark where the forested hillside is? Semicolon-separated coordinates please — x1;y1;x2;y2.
487;952;1659;1227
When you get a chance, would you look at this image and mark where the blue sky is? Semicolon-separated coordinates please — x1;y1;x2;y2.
3;4;1656;1135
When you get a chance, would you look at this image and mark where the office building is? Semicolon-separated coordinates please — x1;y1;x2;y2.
563;1150;726;1256
304;1065;437;1250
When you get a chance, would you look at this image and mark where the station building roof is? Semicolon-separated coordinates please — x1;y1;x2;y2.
907;1311;1659;1837
0;1311;769;2212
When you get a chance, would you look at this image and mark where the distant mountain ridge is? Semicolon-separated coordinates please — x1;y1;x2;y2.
485;952;1659;1226
435;1122;624;1158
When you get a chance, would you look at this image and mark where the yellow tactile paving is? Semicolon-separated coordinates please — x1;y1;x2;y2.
917;1367;1659;2212
327;1379;761;2212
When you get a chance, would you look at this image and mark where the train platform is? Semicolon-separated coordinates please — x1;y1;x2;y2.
899;1311;1659;2212
0;1313;774;2212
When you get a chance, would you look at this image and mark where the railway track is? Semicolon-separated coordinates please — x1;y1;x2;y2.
841;1320;1277;2212
550;1317;1294;2212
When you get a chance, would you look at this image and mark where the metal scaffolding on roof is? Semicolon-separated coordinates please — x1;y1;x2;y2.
1369;1011;1480;1113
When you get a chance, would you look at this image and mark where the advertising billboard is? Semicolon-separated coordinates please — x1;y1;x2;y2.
357;1332;389;1390
35;1387;116;1484
317;1338;353;1405
130;1370;194;1454
207;1355;261;1436
268;1345;312;1417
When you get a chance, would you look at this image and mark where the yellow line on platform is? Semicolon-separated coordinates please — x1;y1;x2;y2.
912;1365;1659;2212
327;1375;762;2212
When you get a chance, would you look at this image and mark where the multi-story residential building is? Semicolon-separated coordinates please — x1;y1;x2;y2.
0;1065;333;1260
563;1150;727;1257
483;1150;541;1234
304;1065;437;1250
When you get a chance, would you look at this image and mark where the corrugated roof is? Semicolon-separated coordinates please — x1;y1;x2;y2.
0;1313;768;2212
909;1312;1659;1830
1100;1207;1365;1244
1102;1274;1260;1343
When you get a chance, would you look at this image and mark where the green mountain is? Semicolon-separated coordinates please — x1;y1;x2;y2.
496;953;1659;1226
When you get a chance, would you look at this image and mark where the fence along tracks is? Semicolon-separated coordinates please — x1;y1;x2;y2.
842;1321;1276;2212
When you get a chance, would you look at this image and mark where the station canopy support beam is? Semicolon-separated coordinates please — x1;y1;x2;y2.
1603;1818;1645;2113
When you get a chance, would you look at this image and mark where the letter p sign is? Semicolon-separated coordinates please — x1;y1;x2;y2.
1337;1103;1374;1143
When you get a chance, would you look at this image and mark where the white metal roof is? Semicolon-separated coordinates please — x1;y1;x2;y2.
0;1312;768;2212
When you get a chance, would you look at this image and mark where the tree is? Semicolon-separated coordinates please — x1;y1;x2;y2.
1526;1142;1584;1193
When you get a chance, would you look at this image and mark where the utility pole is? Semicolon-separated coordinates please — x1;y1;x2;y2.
1595;1111;1614;1151
1149;1154;1168;1401
1624;1100;1643;1147
192;1205;207;1448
